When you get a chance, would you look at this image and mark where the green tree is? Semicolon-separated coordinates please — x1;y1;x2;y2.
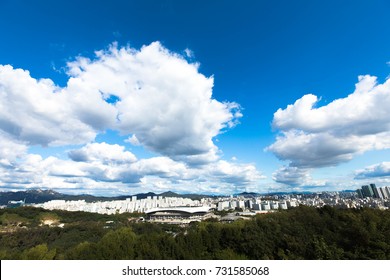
21;244;56;260
96;227;136;259
134;234;162;259
66;241;98;259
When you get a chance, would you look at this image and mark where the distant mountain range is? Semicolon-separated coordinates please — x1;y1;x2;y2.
0;189;216;205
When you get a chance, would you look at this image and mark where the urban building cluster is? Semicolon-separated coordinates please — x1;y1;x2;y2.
356;183;390;199
10;183;390;223
33;196;202;215
270;188;390;210
213;197;297;212
209;186;390;212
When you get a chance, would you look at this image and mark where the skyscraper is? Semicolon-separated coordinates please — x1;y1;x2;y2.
379;187;388;199
356;189;363;199
372;184;383;199
362;185;374;198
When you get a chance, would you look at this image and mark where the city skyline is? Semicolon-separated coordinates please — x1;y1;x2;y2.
1;0;390;196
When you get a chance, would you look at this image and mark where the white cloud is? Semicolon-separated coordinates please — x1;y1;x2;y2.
68;142;137;164
267;75;390;185
184;48;194;58
272;166;330;189
207;160;265;185
125;135;141;146
67;42;241;162
272;166;311;186
0;141;264;195
268;74;390;186
128;157;188;179
355;162;390;179
0;42;264;194
0;65;111;146
0;42;241;165
272;75;390;137
0;132;27;167
267;130;379;168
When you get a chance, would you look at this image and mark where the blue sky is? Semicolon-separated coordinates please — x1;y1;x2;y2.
1;0;390;195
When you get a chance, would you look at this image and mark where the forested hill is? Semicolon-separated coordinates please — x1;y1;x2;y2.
1;205;390;260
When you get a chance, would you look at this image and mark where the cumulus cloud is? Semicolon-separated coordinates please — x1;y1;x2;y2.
125;135;141;146
267;130;381;168
355;162;390;179
207;160;265;185
67;143;263;190
272;75;390;136
128;157;187;178
0;141;264;195
184;48;194;58
0;42;241;165
269;75;390;167
272;166;328;189
272;166;311;186
0;65;106;146
268;74;390;185
0;132;27;167
68;142;137;164
0;42;265;194
66;42;241;162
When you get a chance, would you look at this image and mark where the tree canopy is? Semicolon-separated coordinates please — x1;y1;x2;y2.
1;206;389;260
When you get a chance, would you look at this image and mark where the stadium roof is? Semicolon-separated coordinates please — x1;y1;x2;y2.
145;206;210;215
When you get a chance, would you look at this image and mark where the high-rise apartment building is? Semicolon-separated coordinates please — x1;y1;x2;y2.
357;184;390;199
362;185;374;198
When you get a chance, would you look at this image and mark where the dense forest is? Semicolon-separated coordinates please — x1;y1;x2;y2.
1;205;389;260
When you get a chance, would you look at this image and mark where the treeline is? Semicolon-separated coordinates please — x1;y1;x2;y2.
1;206;389;259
